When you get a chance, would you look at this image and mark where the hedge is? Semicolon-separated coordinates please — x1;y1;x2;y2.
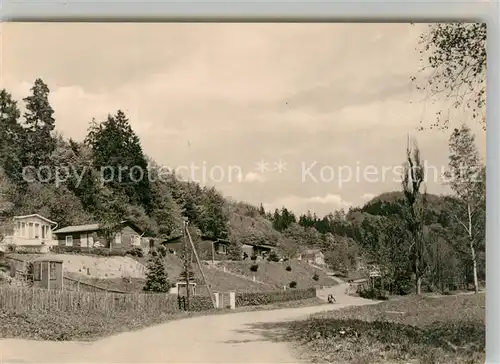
235;287;316;307
50;246;126;256
177;295;214;312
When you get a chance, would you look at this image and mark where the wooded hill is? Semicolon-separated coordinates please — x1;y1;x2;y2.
0;80;485;295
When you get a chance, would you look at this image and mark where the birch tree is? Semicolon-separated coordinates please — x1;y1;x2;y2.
401;137;428;295
413;23;487;130
444;123;485;293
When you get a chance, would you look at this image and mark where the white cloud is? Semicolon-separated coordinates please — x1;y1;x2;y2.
264;194;352;216
238;172;267;183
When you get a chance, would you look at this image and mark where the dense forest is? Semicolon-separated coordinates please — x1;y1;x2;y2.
0;77;486;296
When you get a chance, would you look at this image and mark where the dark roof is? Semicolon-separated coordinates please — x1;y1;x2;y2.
242;242;275;249
52;220;143;235
52;223;100;234
163;235;231;245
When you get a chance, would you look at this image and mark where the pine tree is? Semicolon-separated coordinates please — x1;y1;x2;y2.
143;253;171;292
22;79;57;173
0;89;24;184
85;110;153;212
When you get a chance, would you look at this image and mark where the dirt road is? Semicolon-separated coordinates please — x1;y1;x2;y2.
1;293;376;363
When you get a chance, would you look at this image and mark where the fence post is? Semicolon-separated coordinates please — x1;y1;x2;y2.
213;292;220;309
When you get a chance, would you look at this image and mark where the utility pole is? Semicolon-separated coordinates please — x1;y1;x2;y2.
184;221;217;309
182;218;191;310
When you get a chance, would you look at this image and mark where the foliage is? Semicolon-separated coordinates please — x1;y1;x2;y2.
126;247;144;258
156;245;167;257
143;253;171;293
50;246;127;256
401;137;428;295
21;79;57;174
235;287;316;307
414;23;486;130
289;281;297;288
85;111;153;212
441;125;485;293
312;273;319;281
250;264;259;272
267;252;280;262
285;265;292;272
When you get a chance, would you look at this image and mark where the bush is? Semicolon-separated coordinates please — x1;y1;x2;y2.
359;287;389;300
285;265;292;271
312;273;319;281
235;287;316;307
250;264;259;272
156;245;167;257
178;295;214;312
250;255;257;261
289;281;297;288
50;245;126;256
267;252;280;262
126;247;144;258
143;254;171;292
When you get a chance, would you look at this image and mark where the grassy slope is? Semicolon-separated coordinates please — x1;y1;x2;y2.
222;260;338;290
255;293;485;364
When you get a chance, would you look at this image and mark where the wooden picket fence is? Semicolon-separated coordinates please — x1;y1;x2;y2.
0;286;180;315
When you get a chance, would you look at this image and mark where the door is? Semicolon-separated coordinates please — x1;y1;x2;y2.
80;234;88;248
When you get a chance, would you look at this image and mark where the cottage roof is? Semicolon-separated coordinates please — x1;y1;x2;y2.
52;220;143;235
33;255;64;263
242;242;275;249
13;214;57;225
52;223;100;234
303;249;324;256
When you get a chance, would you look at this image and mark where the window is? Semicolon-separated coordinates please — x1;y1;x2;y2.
49;262;57;280
41;225;46;239
65;235;73;246
28;223;33;239
88;236;94;247
114;232;122;245
15;222;21;237
33;263;41;281
34;223;39;238
217;244;227;254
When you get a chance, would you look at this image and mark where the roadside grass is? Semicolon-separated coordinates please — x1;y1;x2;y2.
0;297;325;342
237;293;485;364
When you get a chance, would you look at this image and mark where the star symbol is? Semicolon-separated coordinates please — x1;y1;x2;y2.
274;159;287;173
255;159;270;173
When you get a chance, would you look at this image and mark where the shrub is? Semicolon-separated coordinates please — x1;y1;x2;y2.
285;265;292;272
289;281;297;288
126;247;144;258
143;254;171;293
250;255;257;261
312;273;319;281
250;264;259;272
267;252;280;262
50;246;126;256
359;287;389;300
156;245;167;257
178;295;214;312
235;287;316;307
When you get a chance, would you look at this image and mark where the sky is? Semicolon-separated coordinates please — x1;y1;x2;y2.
1;23;486;217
